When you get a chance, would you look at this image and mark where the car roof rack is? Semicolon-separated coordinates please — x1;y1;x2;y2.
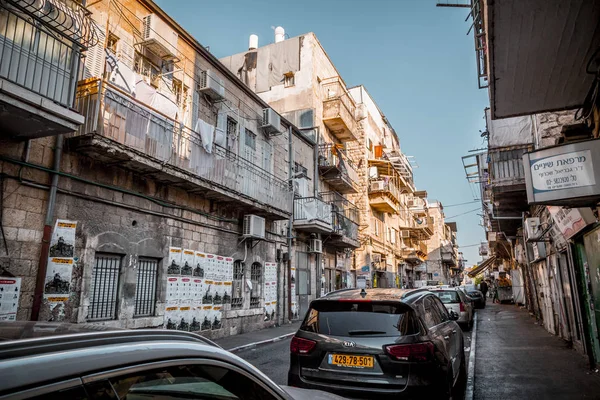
0;328;221;361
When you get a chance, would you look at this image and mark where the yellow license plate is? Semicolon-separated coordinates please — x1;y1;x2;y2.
329;354;374;368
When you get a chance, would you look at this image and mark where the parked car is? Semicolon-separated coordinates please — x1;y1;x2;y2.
0;321;346;400
431;287;474;331
288;288;466;399
460;284;486;309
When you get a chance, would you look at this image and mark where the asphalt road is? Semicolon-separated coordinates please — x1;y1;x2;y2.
237;325;475;389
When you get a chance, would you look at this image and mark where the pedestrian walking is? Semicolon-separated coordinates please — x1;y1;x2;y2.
480;279;489;298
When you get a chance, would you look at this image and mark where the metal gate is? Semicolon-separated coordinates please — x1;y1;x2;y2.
296;251;310;319
88;253;122;321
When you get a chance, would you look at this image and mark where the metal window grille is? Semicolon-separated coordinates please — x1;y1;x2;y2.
231;261;244;310
250;262;262;309
245;128;256;150
134;258;158;317
88;253;122;321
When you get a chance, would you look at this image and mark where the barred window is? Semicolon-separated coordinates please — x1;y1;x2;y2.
231;260;244;310
88;253;122;321
250;262;262;309
245;128;256;150
134;258;158;317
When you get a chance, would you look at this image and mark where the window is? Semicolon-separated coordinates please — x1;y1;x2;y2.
107;32;119;53
173;78;183;104
421;297;443;329
134;52;160;87
134;258;158;317
284;72;295;87
88;253;122;321
244;128;256;150
250;262;262;309
231;261;244;310
27;385;88;400
226;117;237;151
89;363;278;400
301;301;418;337
294;162;308;177
432;297;450;322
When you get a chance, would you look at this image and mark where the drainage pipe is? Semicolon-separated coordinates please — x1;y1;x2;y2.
31;134;63;321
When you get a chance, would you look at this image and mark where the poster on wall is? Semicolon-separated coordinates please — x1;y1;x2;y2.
212;304;222;330
213;256;225;305
194;251;206;278
164;276;180;330
49;220;76;258
201;304;212;330
203;254;215;304
167;247;182;275
291;266;298;319
191;277;202;332
223;257;233;304
0;277;21;321
181;249;195;275
43;258;73;304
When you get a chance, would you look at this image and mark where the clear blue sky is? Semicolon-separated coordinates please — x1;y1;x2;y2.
155;0;490;268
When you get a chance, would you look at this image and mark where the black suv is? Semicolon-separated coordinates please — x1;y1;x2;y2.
288;288;466;399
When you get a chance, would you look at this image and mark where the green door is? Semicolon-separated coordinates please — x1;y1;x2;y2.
577;230;600;367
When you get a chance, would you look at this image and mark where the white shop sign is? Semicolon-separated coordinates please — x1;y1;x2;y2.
530;150;595;192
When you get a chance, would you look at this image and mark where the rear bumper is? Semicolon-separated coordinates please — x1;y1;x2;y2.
287;373;438;399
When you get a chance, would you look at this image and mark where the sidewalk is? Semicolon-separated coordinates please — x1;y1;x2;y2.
214;321;302;352
474;303;600;399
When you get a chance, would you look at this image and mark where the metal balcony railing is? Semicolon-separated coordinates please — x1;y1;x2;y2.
369;178;401;202
293;197;332;225
318;144;359;185
320;191;360;224
332;212;359;241
0;4;84;107
322;77;356;121
488;147;530;187
74;79;292;212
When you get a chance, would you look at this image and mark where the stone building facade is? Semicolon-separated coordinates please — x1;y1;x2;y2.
0;0;310;338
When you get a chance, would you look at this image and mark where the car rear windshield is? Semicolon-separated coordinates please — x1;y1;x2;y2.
300;301;418;337
434;291;461;304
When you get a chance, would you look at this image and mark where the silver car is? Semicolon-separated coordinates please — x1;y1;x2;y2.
430;288;474;331
0;321;346;400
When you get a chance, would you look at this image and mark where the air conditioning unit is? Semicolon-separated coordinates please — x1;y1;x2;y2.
142;14;178;60
370;181;384;191
308;238;323;254
524;217;541;240
243;215;265;239
198;70;225;100
261;108;281;135
400;230;411;238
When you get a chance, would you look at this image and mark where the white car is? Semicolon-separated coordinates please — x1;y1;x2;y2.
430;288;474;331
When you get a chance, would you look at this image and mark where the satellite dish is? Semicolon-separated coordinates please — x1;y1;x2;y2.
416;218;423;225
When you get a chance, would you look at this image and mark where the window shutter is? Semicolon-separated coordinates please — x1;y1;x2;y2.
83;25;106;80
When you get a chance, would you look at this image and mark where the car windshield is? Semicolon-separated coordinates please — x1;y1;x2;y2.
300;301;418;337
433;291;461;304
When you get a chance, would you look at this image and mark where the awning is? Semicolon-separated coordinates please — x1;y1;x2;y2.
467;256;496;278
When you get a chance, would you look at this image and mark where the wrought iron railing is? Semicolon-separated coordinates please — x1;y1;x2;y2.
74;79;292;212
318;143;359;184
332;212;358;241
293;196;332;225
0;5;83;107
320;191;360;224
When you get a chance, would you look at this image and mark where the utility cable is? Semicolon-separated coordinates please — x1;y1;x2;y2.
444;207;481;220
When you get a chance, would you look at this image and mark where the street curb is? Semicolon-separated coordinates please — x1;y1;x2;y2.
227;332;296;353
465;312;478;400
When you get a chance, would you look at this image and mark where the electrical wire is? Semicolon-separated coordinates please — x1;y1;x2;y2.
442;200;480;208
444;207;481;220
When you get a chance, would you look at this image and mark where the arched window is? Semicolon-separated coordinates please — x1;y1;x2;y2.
250;262;262;309
231;260;244;309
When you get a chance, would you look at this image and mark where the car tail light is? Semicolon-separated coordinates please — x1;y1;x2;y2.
384;342;434;362
460;302;465;312
290;336;316;355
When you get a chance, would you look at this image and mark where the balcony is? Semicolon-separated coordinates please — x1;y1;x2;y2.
488;147;531;193
321;77;358;141
402;246;427;264
318;144;359;194
442;248;458;268
293;197;333;234
369;179;400;213
329;212;359;248
0;1;99;138
70;79;292;218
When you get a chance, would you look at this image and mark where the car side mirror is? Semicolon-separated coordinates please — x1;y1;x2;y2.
449;311;459;321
